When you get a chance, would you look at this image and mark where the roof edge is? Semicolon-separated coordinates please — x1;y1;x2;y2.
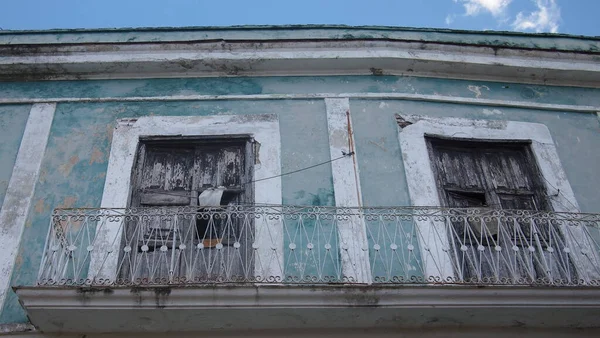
0;24;598;40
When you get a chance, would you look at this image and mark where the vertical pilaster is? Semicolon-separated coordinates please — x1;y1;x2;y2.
325;98;372;284
0;103;55;310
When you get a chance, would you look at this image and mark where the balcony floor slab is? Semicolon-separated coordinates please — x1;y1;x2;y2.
14;284;600;333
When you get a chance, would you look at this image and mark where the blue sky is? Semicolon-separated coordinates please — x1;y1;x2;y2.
0;0;598;36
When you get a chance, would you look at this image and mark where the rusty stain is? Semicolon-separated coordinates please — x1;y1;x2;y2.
346;110;362;207
58;196;78;208
57;196;82;230
89;148;105;164
34;199;45;213
58;155;79;176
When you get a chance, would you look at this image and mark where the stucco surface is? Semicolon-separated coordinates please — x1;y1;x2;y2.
0;99;333;323
2;75;600;324
1;76;600;107
0;105;30;208
351;99;600;213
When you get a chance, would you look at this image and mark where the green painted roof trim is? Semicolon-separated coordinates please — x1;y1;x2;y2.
0;25;598;53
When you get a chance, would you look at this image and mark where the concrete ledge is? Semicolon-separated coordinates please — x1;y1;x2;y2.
4;327;600;338
0;40;599;87
15;285;600;332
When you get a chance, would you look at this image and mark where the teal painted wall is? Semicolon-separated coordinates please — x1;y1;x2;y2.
1;76;600;107
351;99;600;213
0;105;30;208
1;75;600;323
0;99;336;323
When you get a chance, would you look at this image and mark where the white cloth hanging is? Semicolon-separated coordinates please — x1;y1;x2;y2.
198;187;226;207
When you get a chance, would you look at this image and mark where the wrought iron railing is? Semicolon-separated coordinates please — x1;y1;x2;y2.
37;206;600;286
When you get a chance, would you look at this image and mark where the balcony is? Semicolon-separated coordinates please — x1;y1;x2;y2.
16;206;600;333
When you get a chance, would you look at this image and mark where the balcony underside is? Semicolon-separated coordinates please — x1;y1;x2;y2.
15;284;600;333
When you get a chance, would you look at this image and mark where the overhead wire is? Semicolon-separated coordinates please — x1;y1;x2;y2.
242;153;351;185
140;152;353;199
540;175;580;211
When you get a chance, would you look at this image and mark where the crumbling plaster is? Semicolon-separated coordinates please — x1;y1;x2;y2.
1;74;599;327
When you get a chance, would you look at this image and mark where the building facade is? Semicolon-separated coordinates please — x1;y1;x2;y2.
0;25;599;337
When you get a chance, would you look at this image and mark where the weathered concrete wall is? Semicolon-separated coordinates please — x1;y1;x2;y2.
0;99;334;323
1;75;600;323
0;105;30;208
1;76;600;107
351;99;600;212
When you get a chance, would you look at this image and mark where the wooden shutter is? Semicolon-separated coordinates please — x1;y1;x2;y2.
426;138;571;282
119;137;253;282
193;143;249;280
120;144;196;281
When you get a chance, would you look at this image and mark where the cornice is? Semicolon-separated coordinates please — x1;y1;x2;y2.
0;40;598;87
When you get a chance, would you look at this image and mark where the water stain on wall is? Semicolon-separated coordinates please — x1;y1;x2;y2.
58;155;79;177
89;148;105;165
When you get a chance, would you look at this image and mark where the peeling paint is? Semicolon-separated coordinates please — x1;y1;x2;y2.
88;148;105;165
58;155;79;177
57;196;78;209
0;104;55;324
1;74;600;326
0;105;30;208
482;108;503;116
468;85;490;98
33;199;45;214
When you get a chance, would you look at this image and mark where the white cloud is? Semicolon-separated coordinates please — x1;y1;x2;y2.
445;14;455;25
512;0;561;33
455;0;512;17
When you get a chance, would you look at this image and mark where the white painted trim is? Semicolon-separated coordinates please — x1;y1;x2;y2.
398;115;579;211
0;104;55;310
325;98;372;283
4;49;597;73
89;115;283;282
397;115;600;282
0;93;598;114
2;41;600;87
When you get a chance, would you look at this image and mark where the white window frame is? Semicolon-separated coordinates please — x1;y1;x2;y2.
89;114;283;282
397;115;598;282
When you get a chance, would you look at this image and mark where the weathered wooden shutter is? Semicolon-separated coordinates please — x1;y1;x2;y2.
427;142;492;279
193;143;249;280
119;144;196;281
426;138;572;282
119;138;253;282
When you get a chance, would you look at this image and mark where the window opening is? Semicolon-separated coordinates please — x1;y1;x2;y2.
118;136;254;282
426;137;575;282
